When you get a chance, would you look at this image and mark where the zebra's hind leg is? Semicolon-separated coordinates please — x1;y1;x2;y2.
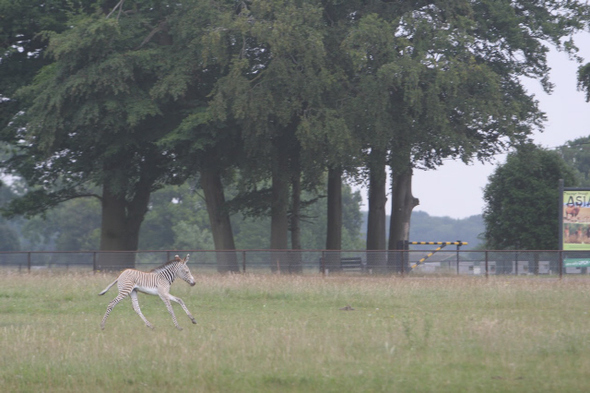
169;294;197;325
101;291;130;330
158;293;183;330
130;290;154;329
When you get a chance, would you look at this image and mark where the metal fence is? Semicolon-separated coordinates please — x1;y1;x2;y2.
1;249;589;277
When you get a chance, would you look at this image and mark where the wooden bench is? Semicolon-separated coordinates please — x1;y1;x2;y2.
320;256;366;273
340;257;365;272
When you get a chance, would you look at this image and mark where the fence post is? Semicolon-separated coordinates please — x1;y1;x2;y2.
559;250;563;279
320;251;325;277
93;252;97;273
485;250;489;279
400;249;408;277
456;241;461;271
455;243;459;275
27;252;31;273
242;250;246;273
400;241;406;277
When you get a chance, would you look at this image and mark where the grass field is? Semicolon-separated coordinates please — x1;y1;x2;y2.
1;272;590;392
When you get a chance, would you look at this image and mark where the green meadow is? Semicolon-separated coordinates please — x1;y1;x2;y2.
1;272;590;392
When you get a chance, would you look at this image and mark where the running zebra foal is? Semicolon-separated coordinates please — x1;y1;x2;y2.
99;254;197;330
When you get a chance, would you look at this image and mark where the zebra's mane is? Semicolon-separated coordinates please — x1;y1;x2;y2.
150;260;179;273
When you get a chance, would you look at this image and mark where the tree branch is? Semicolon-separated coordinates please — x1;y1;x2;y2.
136;21;168;50
106;0;125;20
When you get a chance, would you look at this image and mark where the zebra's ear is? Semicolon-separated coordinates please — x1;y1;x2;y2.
184;254;190;264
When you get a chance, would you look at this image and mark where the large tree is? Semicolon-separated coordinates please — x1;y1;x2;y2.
483;143;578;250
2;3;190;268
206;0;353;267
151;0;263;271
5;0;586;264
338;0;590;268
2;0;361;266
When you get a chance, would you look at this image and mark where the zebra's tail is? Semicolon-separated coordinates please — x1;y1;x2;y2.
98;279;118;296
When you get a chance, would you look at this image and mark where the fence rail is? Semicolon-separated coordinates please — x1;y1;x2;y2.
2;249;589;277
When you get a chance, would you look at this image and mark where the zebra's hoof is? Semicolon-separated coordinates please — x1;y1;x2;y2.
191;319;197;324
176;326;183;331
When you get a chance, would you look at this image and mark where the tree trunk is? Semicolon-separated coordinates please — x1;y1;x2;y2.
325;166;342;272
200;168;239;273
366;149;387;273
388;165;419;273
270;144;290;272
98;181;151;270
99;184;129;251
289;165;303;273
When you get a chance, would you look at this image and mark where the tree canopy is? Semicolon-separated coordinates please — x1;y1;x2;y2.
558;136;590;187
2;2;193;266
1;0;589;260
483;144;578;250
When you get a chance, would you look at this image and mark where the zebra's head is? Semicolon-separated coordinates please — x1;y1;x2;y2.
176;254;195;286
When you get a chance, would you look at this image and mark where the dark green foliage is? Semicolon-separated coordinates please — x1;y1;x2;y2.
558;137;590;187
295;184;364;250
0;180;21;251
337;0;586;167
331;0;589;249
139;183;214;250
0;0;96;136
0;223;19;251
10;9;182;180
1;2;195;255
1;0;589;254
578;63;590;102
6;180;363;251
483;144;578;250
141;181;365;250
22;197;101;250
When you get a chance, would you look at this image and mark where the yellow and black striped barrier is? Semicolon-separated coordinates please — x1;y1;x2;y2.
408;241;467;270
409;242;467;246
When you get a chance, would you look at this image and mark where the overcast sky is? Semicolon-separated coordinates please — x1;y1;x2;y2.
358;33;590;220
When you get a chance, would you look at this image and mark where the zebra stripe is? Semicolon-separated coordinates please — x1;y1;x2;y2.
99;254;197;330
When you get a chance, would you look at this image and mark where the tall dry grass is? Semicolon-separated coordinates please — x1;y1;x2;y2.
1;272;590;392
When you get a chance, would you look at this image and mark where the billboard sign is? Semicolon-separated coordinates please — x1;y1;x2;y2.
561;186;590;267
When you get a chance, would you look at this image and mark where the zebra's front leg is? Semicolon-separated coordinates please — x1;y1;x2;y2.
101;292;129;330
130;290;154;329
169;295;197;324
159;294;183;330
